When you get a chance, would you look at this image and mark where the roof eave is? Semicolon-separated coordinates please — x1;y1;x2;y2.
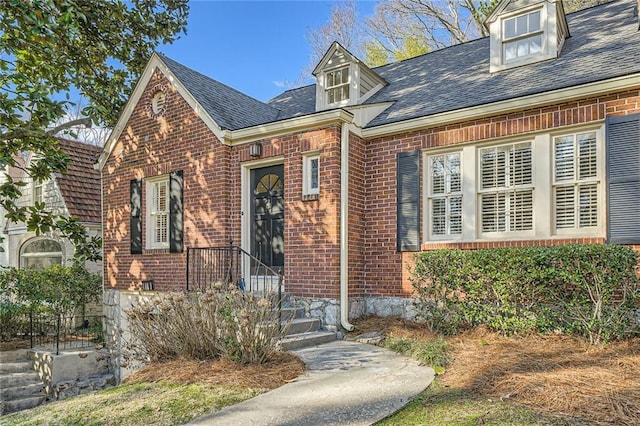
363;72;640;139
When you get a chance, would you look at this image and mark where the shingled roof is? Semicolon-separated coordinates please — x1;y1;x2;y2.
269;0;640;128
160;54;280;131
55;138;101;223
157;0;640;132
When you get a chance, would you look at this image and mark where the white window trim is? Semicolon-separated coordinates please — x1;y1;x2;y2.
551;127;604;236
425;150;463;241
145;175;170;250
478;141;535;239
422;124;605;245
324;65;351;108
489;2;560;73
33;179;44;205
302;152;320;196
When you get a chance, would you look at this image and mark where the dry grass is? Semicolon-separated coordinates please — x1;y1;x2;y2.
125;351;305;390
352;316;640;426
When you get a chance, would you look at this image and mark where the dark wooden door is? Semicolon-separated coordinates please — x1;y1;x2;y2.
251;165;284;272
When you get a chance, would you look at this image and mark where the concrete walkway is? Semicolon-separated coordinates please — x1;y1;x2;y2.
187;340;435;426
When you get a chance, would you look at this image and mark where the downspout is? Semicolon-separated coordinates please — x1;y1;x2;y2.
340;122;354;331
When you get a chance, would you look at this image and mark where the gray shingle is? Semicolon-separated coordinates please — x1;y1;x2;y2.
160;54;279;131
269;0;640;128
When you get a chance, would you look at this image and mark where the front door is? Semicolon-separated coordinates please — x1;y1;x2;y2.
250;165;284;273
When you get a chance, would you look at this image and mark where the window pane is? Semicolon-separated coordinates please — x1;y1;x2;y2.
510;189;533;231
504;17;516;38
555;185;575;229
516;14;528;36
431;156;445;194
511;143;532;186
529;11;541;32
504;41;517;61
578;132;597;179
555;137;574;181
482;192;507;232
447;153;461;193
310;158;319;190
431;198;446;235
22;239;62;254
449;196;462;234
579;184;598;227
529;34;542;54
517;38;529;57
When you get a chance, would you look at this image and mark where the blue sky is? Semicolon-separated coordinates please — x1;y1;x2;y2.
159;1;376;102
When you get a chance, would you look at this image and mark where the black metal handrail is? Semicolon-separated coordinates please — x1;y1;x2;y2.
186;243;284;297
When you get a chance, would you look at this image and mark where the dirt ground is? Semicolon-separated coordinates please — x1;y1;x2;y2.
352;315;640;426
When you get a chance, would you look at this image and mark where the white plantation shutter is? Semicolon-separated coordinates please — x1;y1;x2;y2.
553;132;598;231
480;143;532;233
428;152;462;238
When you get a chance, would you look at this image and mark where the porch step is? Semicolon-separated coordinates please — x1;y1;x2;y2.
279;306;305;321
0;349;47;415
0;361;33;374
282;318;320;336
2;395;46;415
0;349;30;363
279;331;337;351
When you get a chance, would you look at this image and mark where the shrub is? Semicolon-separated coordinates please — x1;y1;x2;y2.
411;244;639;343
385;336;451;372
125;285;286;365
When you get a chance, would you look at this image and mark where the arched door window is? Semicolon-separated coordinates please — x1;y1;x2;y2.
20;239;63;269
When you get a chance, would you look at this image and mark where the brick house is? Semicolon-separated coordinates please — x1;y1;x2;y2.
1;138;102;274
97;0;640;336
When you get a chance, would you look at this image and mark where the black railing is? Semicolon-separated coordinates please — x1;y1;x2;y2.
186;244;284;298
0;312;104;355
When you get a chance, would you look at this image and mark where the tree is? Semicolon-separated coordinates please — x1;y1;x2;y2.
0;0;189;262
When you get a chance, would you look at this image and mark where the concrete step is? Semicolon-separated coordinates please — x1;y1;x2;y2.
2;395;46;415
278;307;305;321
0;349;31;363
282;318;320;336
1;382;45;400
0;361;33;374
0;371;41;389
279;331;337;351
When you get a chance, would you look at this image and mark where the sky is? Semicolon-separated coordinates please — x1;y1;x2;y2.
159;1;377;103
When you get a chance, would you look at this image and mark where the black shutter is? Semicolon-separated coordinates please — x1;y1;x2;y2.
130;179;142;254
606;113;640;244
397;151;421;251
169;170;184;253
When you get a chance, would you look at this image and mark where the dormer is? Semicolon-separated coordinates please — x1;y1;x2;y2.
313;42;387;111
486;0;569;73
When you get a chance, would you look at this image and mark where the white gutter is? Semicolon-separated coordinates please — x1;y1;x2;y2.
340;122;354;331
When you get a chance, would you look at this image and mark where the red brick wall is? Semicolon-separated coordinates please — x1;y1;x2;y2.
363;89;640;298
103;69;343;296
348;132;366;298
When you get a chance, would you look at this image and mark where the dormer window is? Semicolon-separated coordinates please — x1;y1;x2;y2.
326;67;350;105
487;0;569;73
503;9;542;62
313;42;387;112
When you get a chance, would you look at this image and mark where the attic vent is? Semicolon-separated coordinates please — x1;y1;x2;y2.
150;86;167;117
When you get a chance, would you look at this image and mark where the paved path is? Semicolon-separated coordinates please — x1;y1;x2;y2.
187;340;435;426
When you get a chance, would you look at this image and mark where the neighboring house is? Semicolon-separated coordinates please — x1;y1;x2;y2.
97;0;640;334
1;138;102;273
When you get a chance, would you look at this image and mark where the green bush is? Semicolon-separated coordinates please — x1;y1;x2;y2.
0;265;101;342
125;286;286;365
411;244;639;343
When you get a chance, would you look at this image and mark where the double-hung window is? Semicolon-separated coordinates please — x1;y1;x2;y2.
325;66;349;105
428;152;462;239
503;9;542;62
147;177;169;249
479;142;533;234
553;131;598;231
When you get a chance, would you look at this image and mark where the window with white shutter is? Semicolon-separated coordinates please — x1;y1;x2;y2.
553;131;599;232
479;142;533;235
428;152;462;239
146;176;170;249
